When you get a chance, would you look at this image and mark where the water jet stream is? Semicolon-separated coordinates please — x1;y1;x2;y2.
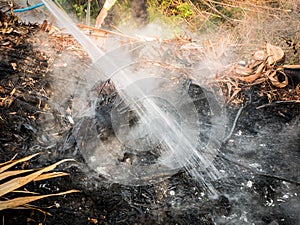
42;0;225;194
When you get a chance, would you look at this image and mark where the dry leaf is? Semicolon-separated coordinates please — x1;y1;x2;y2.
296;84;299;95
248;60;263;69
0;158;74;197
0;170;33;181
266;43;284;65
255;62;265;74
268;70;288;88
234;65;253;76
10;88;16;96
33;172;69;181
283;65;300;69
236;72;262;83
0;153;40;174
0;153;78;211
88;217;99;224
253;50;266;61
253;77;268;85
229;87;242;101
0;190;79;211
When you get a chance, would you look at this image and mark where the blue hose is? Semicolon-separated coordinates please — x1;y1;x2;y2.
13;2;44;13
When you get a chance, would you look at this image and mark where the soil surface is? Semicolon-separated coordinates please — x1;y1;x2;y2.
0;9;299;225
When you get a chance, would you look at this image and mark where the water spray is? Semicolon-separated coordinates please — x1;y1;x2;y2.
42;0;227;194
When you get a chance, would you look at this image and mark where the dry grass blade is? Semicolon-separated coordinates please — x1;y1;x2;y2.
0;155;17;167
0;159;74;197
0;169;33;181
33;172;70;181
12;190;39;195
0;190;79;211
0;153;77;212
0;153;40;174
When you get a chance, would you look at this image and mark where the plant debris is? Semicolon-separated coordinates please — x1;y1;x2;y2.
0;153;78;211
217;43;300;104
0;10;52;153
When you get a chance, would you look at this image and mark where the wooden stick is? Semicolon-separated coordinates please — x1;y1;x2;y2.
76;23;140;41
256;100;300;109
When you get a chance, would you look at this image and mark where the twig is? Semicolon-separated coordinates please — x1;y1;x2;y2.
229;0;293;12
76;24;140;41
256;100;300;109
202;0;234;22
223;105;244;142
219;153;300;185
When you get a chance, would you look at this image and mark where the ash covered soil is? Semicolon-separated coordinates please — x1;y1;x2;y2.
0;11;300;225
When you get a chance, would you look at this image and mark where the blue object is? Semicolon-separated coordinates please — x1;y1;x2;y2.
13;2;44;13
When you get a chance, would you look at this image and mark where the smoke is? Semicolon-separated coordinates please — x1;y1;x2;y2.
71;52;226;195
30;0;229;193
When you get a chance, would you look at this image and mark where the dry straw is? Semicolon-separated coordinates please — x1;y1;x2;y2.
0;153;78;211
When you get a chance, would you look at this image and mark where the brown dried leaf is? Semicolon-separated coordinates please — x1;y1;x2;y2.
0;153;77;211
296;84;299;95
0;86;5;94
88;217;99;224
229;88;242;102
283;65;300;69
226;81;232;96
0;170;33;181
234;65;253;76
6;27;13;34
0;153;40;174
253;50;266;61
255;62;266;74
2;97;14;108
10;88;16;96
253;77;268;85
0;190;79;211
266;43;284;65
33;172;69;181
235;62;266;82
236;72;262;83
0;158;74;197
202;39;217;58
1;41;10;46
268;70;288;88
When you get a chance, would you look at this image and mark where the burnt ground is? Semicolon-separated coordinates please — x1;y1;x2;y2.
0;10;300;225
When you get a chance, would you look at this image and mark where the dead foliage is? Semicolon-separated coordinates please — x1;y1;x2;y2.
0;10;51;152
30;16;300;108
0;153;78;211
0;9;79;216
216;42;300;104
62;23;300;105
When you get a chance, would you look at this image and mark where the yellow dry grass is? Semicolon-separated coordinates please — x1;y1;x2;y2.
0;153;78;211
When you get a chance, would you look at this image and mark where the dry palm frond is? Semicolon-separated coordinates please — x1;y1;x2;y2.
217;42;300;103
0;153;78;211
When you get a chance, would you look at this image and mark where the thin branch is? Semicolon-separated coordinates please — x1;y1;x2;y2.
256;100;300;109
219;153;300;185
223;104;244;143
